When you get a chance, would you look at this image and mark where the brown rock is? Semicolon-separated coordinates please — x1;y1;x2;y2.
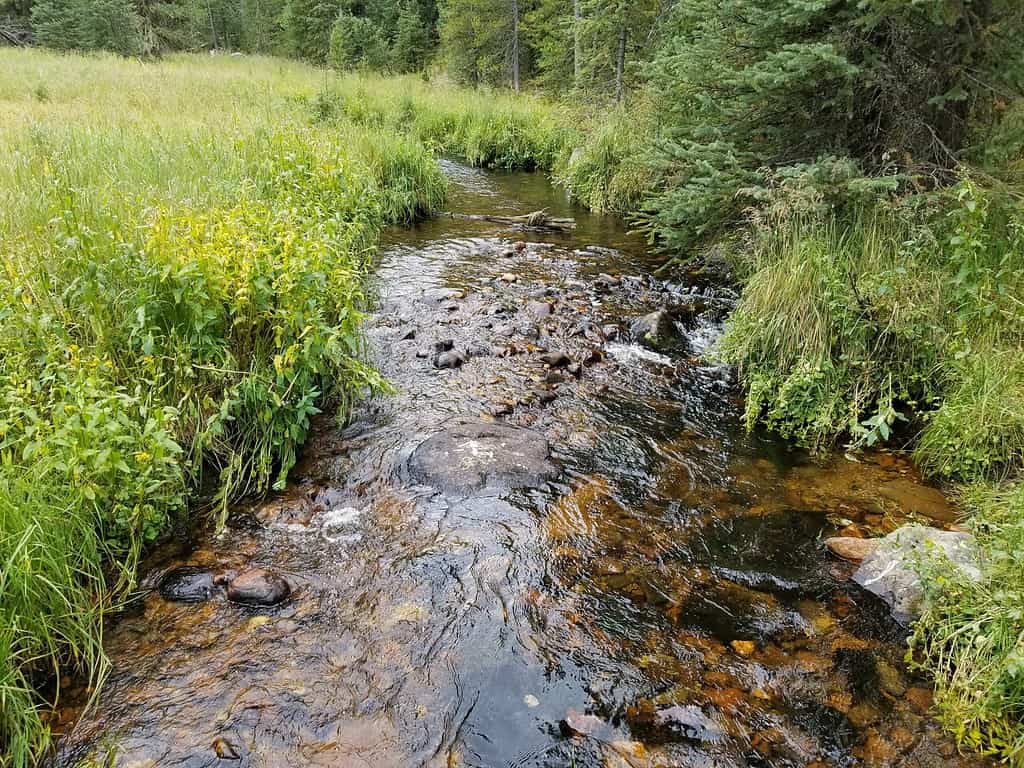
825;536;880;562
227;569;291;606
212;737;240;760
889;726;917;752
858;732;897;766
905;687;933;714
730;640;756;657
879;479;956;523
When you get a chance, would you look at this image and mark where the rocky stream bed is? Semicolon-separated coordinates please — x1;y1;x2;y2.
49;162;986;768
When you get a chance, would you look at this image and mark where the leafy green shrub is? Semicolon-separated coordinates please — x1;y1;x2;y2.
0;51;450;766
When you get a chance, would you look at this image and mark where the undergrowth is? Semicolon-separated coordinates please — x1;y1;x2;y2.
912;482;1024;761
719;178;1024;479
0;50;445;767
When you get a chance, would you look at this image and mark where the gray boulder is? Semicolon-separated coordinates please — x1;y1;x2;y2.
408;421;557;493
227;569;292;606
853;524;980;625
629;309;688;353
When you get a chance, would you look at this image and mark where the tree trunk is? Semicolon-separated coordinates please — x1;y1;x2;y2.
511;0;521;93
614;25;627;103
573;0;582;89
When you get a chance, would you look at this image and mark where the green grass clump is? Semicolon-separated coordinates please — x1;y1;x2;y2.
720;179;1024;474
554;105;654;213
912;481;1024;761
0;49;447;766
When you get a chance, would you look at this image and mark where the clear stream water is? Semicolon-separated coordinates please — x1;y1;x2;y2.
51;163;984;768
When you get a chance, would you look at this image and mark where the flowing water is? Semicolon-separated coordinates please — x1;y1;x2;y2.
51;163;983;768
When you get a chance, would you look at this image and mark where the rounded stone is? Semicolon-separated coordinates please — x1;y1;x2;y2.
408;421;557;493
227;569;291;606
158;566;216;603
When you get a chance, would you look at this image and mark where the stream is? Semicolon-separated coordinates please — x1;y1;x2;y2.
51;162;982;768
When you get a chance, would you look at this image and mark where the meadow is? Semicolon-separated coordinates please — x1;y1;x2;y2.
0;50;568;766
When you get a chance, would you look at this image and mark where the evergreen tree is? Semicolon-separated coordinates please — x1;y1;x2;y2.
31;0;143;53
525;0;572;92
439;0;524;87
329;11;388;69
640;0;1024;253
284;0;341;61
391;0;429;73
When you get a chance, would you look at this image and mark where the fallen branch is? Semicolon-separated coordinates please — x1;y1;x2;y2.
434;209;576;231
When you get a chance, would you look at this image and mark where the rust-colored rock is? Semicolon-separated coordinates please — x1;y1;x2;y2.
826;536;880;562
905;687;934;714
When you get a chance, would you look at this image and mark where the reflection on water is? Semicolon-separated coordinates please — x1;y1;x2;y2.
51;162;979;768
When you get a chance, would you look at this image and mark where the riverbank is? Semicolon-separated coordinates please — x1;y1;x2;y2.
0;50;453;765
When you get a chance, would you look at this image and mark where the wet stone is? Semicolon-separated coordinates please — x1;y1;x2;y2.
421;287;464;304
653;705;726;743
853;525;979;625
630;309;688;353
826;536;879;562
407;421;557;493
433;350;466;369
226;569;291;606
527;300;553;318
158;567;216;603
540;351;570;367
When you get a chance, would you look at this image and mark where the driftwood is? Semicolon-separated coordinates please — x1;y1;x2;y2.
435;210;576;231
0;25;31;47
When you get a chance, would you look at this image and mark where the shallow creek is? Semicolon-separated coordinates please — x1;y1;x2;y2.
51;163;984;768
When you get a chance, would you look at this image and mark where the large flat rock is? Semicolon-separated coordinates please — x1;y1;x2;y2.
408;421;558;493
853;524;980;625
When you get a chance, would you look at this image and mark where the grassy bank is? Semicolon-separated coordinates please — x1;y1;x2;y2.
0;50;457;766
714;182;1024;757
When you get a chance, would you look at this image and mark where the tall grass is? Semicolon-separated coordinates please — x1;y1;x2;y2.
912;482;1024;761
719;183;1024;473
0;49;447;766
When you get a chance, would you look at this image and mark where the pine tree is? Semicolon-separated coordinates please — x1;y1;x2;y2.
439;0;523;88
31;0;143;53
391;0;429;73
284;0;341;61
640;0;1024;253
329;10;388;70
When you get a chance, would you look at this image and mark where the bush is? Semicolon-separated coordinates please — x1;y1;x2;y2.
720;178;1024;464
0;50;448;766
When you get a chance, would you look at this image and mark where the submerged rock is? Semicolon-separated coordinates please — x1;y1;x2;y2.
878;479;957;523
629;309;688;353
227;569;291;606
158;567;216;603
852;524;979;625
408;421;557;493
654;705;725;743
527;300;553;318
539;351;570;368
